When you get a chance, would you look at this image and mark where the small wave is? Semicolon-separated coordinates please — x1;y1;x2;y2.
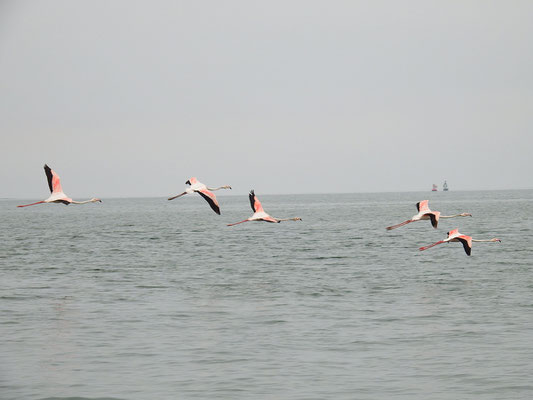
39;398;126;400
135;285;169;289
0;295;47;300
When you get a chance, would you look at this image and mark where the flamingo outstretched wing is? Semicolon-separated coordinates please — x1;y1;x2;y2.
198;189;220;215
447;230;473;256
428;212;439;228
447;229;459;236
456;234;473;256
416;200;429;212
457;238;472;255
44;164;63;194
249;190;264;213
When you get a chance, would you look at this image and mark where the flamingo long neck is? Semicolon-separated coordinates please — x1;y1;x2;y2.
70;199;97;204
440;214;468;218
276;217;300;222
471;238;499;242
207;186;231;191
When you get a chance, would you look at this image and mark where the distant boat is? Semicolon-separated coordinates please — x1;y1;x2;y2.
432;184;438;192
443;181;449;191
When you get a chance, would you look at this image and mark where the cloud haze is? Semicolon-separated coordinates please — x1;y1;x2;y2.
1;0;532;198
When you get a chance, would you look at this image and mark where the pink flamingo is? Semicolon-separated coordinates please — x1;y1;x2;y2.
227;190;302;226
17;164;101;207
168;177;231;215
386;200;471;230
419;228;501;256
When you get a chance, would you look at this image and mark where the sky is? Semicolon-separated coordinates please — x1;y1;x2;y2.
1;0;532;198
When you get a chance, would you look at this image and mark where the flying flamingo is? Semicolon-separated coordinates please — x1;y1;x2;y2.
168;177;231;215
227;190;302;226
17;164;102;208
419;228;501;256
386;200;471;230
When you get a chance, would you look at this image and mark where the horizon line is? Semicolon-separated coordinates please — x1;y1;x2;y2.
2;187;533;200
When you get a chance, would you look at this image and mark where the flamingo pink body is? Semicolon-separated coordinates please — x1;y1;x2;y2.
167;177;231;215
419;228;501;256
227;190;301;226
386;200;471;230
17;165;101;207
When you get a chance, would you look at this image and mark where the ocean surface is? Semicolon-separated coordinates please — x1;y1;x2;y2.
1;190;532;400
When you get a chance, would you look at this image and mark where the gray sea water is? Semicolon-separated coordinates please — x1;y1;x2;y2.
1;190;532;400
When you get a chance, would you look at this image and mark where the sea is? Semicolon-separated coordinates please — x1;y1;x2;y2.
1;190;532;400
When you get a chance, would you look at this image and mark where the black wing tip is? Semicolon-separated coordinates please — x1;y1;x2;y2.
44;164;54;193
249;190;256;212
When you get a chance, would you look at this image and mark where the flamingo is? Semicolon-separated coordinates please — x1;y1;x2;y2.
227;190;302;226
17;164;101;207
386;200;471;230
168;177;231;215
419;228;501;256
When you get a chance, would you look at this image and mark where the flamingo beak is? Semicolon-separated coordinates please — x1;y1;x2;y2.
185;180;190;185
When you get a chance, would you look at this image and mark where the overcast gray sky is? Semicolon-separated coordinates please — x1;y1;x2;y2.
1;0;532;198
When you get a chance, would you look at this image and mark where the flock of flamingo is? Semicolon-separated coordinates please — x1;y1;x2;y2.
385;199;501;256
17;165;501;256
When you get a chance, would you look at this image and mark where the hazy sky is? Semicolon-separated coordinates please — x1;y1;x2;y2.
1;0;532;198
